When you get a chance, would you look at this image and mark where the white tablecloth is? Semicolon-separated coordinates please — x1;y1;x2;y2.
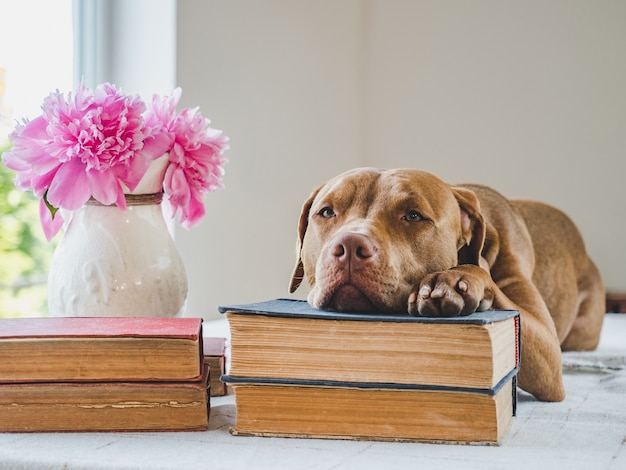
0;315;624;470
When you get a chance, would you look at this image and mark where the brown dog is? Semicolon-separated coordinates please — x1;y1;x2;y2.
289;167;605;402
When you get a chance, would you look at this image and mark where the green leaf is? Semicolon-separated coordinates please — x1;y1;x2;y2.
43;191;59;219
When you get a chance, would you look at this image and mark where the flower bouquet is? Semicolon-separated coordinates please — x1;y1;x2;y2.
2;83;229;317
3;82;229;240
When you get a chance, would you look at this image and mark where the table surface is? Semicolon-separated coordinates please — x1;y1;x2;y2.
0;314;624;470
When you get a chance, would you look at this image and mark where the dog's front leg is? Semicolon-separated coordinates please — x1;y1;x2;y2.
409;264;565;402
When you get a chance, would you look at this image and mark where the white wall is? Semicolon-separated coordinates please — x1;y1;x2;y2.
362;0;626;295
176;0;364;318
176;0;626;319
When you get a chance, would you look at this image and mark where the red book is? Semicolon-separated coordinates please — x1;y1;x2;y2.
203;337;227;396
0;317;203;383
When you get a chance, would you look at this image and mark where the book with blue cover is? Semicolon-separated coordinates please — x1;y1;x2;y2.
220;298;520;390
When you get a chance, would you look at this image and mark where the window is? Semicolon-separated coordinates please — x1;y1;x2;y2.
0;0;74;317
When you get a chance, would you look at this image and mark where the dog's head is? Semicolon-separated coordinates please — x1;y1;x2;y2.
289;167;485;314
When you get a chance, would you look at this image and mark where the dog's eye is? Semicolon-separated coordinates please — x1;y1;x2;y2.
319;207;336;218
402;210;422;222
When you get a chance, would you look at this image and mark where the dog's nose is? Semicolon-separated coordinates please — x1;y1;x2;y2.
331;232;376;267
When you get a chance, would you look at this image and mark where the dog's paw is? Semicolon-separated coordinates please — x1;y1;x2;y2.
407;265;494;317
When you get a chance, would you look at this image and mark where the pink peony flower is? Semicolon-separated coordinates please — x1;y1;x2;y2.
146;88;229;228
2;83;228;239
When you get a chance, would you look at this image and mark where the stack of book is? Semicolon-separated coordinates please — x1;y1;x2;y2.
0;317;213;432
220;299;520;445
204;336;227;396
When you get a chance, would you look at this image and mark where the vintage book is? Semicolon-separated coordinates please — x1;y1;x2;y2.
0;366;210;432
0;317;204;383
204;337;227;396
224;373;517;445
220;299;520;389
220;298;520;444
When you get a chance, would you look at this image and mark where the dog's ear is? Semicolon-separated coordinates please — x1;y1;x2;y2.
451;187;486;266
289;186;322;293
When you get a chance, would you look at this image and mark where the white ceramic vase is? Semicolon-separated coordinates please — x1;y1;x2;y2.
47;155;188;317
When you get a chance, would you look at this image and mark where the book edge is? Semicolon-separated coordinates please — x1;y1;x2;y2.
0;317;204;340
228;428;502;446
0;364;211;389
202;337;227;356
222;367;519;397
219;298;519;324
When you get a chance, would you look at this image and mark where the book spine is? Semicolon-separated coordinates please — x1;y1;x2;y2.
514;315;521;368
